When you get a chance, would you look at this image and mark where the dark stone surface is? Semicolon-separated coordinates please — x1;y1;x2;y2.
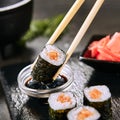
0;56;120;120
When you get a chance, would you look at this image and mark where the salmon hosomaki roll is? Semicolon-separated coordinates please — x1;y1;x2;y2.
67;106;101;120
48;91;77;120
84;85;112;120
31;44;66;84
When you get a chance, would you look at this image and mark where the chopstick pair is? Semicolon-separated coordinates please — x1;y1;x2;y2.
53;0;105;80
47;0;85;45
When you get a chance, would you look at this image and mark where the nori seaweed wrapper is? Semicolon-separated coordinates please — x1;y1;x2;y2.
31;45;66;84
31;55;62;83
49;107;70;120
84;95;112;120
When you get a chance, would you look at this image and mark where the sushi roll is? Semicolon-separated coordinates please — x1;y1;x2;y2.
84;85;112;120
48;91;77;120
67;106;101;120
31;44;66;84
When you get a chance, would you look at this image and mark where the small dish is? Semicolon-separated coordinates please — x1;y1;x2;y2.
79;35;120;72
17;64;74;98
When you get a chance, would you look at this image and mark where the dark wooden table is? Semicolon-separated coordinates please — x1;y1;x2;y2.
0;0;120;119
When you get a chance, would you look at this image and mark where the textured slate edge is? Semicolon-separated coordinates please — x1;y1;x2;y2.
0;62;31;120
0;72;13;120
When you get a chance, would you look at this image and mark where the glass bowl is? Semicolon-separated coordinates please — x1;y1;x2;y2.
17;64;74;98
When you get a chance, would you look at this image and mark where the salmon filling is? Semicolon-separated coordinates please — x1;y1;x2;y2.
57;93;71;103
89;88;102;99
47;50;59;60
77;108;93;120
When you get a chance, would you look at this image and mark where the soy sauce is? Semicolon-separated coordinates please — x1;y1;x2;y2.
26;75;67;89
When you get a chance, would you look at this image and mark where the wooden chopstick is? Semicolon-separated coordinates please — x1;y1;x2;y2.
53;0;105;80
47;0;85;45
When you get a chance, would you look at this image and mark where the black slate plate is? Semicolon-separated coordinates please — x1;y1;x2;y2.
0;57;120;120
79;35;120;72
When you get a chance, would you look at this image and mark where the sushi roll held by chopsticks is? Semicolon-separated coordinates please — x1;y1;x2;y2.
31;0;105;84
48;91;77;120
31;44;66;84
67;106;101;120
84;85;112;120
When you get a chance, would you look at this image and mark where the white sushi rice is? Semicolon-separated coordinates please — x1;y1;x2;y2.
67;106;100;120
48;92;76;110
84;85;111;102
40;44;66;66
